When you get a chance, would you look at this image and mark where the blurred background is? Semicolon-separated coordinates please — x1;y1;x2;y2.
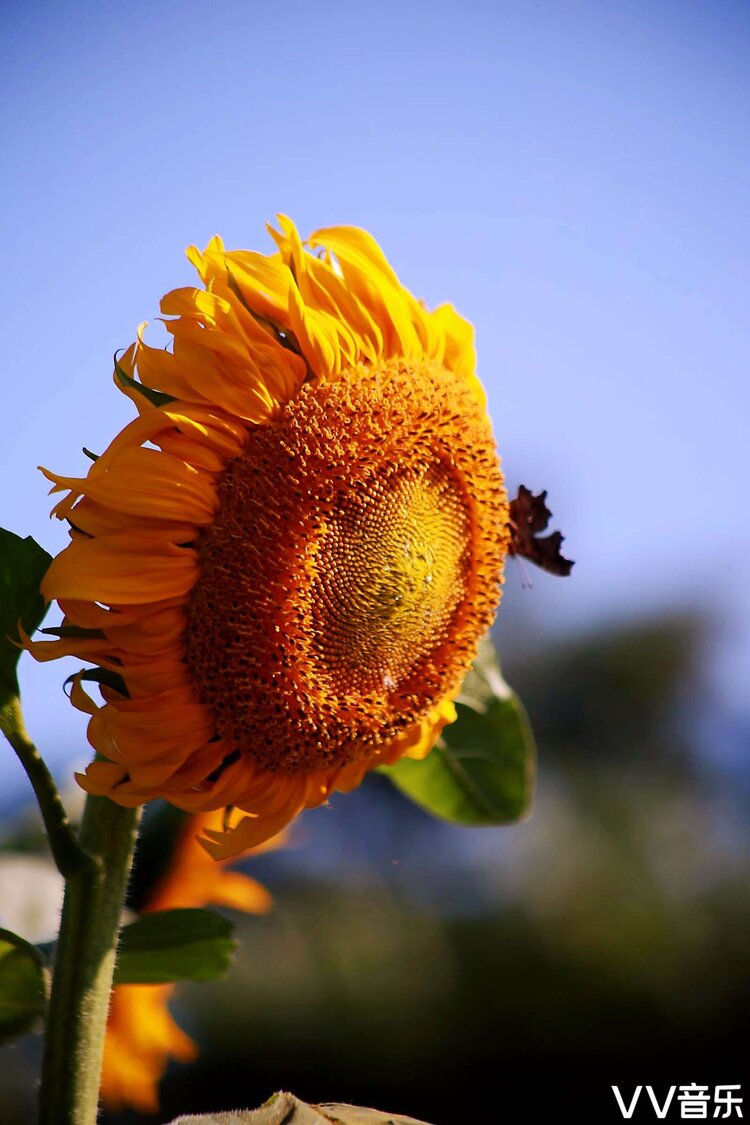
1;1;748;1121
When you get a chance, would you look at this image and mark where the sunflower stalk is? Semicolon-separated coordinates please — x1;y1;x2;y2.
0;696;86;879
38;793;140;1125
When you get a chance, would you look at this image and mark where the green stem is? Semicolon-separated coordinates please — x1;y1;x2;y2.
0;696;87;879
39;793;141;1125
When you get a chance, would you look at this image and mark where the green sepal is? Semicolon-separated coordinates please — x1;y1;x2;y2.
114;350;176;408
0;529;52;710
381;634;536;825
41;625;105;640
64;667;129;698
0;928;48;1044
114;908;237;985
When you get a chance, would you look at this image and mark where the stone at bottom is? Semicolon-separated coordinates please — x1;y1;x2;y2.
167;1090;434;1125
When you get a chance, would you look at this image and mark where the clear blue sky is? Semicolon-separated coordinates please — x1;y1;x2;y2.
2;0;749;786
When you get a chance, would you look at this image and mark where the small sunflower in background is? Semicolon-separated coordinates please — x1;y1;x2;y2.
28;218;513;858
101;809;283;1114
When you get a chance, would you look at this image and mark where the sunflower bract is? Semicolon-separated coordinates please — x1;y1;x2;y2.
29;217;510;859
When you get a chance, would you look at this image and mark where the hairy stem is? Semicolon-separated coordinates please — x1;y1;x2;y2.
0;696;86;879
38;793;140;1125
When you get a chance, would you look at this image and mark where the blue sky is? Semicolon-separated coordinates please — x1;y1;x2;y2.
2;0;749;786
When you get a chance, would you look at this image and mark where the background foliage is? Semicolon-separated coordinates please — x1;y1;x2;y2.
1;602;747;1121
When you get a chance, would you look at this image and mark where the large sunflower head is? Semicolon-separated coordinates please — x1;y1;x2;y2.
29;218;510;858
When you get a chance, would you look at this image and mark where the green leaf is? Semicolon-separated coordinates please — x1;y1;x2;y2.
381;634;536;826
114;350;176;408
114;908;236;985
0;928;47;1044
0;529;52;708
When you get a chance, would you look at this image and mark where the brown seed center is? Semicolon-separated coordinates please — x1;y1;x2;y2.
184;360;509;773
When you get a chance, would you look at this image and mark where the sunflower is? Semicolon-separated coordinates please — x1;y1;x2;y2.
28;218;510;858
